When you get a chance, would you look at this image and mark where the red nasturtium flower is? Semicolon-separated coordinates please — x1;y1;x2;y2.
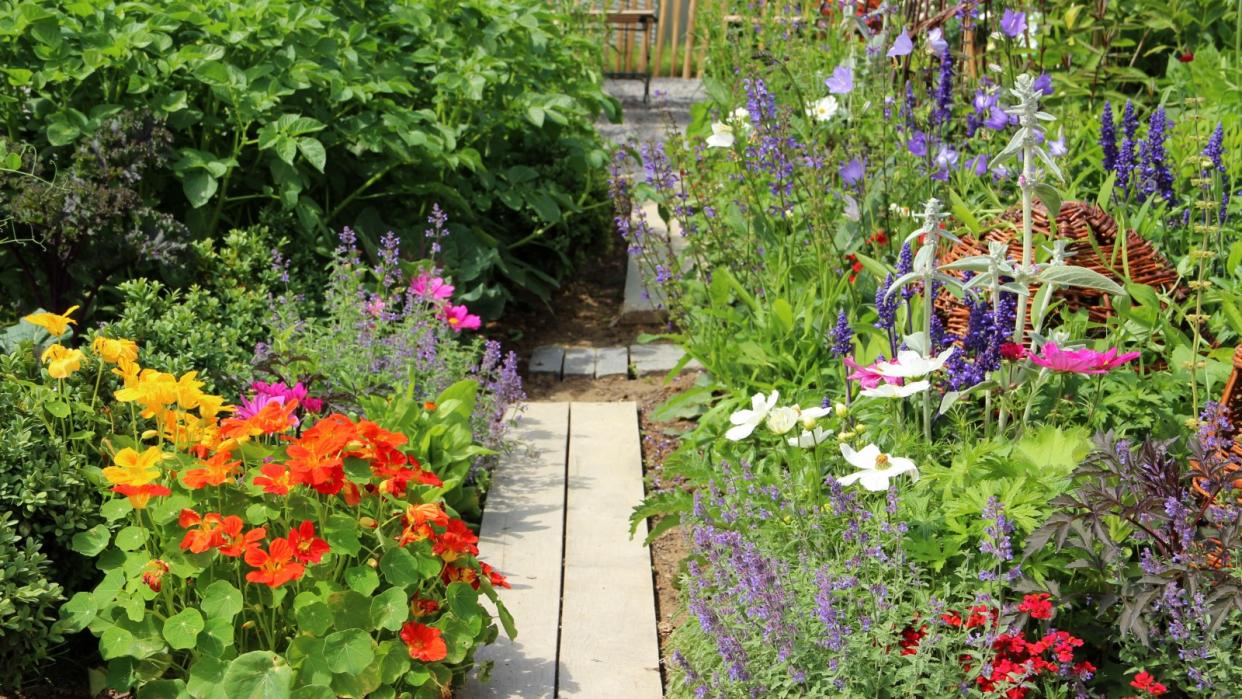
179;509;226;553
441;562;480;589
181;450;240;489
433;519;480;562
480;562;511;589
398;503;450;547
286;520;331;564
244;537;306;588
142;559;169;592
898;624;926;655
217;516;267;558
411;597;441;617
1018;593;1054;620
400;622;448;662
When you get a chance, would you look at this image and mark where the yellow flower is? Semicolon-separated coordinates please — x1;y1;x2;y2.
40;344;85;379
91;337;139;365
173;371;205;410
102;446;167;487
193;392;232;420
23;305;79;337
115;369;179;418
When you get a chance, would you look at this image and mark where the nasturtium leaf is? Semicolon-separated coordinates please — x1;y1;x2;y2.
201;580;243;620
137;678;186;699
446;582;480;621
59;591;98;632
100;497;133;522
245;503;276;524
294;599;333;636
100;624;137;660
45;400;71;418
344;566;379;595
115;526;147;551
220;651;293;699
376;641;410;684
72;524;110;556
187;655;228;699
324;515;361;556
290;686;335;699
495;599;517;640
369;587;409;632
163;608;204;650
323;629;375;675
379;547;424;586
329;655;382;698
327;590;371;631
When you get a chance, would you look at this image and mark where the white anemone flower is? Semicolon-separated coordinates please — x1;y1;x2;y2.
859;380;930;398
838;443;919;491
766;406;800;435
725;390;779;441
788;426;834;448
807;96;839;122
873;347;956;379
798;405;832;428
706;122;736;149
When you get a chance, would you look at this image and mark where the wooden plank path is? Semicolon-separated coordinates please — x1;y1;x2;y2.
461;402;662;699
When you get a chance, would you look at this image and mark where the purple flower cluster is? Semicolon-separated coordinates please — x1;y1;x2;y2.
1202;122;1231;224
829;309;853;357
942;291;1015;391
1138;107;1176;205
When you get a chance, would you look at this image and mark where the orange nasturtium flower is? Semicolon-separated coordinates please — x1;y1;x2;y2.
216;516;267;558
219;399;299;441
480;561;511;589
410;596;441;617
179;509;227;553
286;521;331;564
111;483;172;509
181;451;241;489
400;622;448;662
398;503;450;547
40;344;84;379
91;336;139;365
253;463;295;495
103;447;167;487
244;538;306;588
23;305;79;337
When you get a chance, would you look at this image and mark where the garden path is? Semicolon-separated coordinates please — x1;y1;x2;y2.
460;401;662;698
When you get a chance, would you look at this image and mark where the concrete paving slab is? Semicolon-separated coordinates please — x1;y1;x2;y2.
529;346;564;377
594;347;629;378
562;347;597;377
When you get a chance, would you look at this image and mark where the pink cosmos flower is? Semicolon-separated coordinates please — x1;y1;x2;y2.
235;392;296;423
441;304;481;332
1027;342;1139;375
411;274;455;301
252;380;324;414
844;356;902;390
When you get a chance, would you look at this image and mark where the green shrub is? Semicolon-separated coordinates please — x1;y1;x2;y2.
0;0;616;315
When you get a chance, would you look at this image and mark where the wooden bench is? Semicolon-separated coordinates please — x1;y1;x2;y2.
591;7;658;102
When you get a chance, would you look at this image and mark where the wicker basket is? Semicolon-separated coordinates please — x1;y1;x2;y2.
1191;345;1242;507
934;201;1179;338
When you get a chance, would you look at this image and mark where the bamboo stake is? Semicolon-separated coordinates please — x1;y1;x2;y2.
669;0;684;80
623;0;635;74
682;0;698;78
653;0;672;78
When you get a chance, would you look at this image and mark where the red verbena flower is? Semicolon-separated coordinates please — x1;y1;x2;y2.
1131;671;1168;695
1018;592;1054;620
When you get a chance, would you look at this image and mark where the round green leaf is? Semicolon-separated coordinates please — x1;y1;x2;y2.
138;679;186;699
201;580;243;620
294;599;332;636
378;548;425;587
344;566;379;595
327;590;370;631
220;651;293;699
290;686;335;699
323;629;374;675
184;171;218;208
100;497;134;522
187;655;227;699
100;624;137;660
369;587;408;632
115;526;148;552
324;515;361;556
72;524;110;556
163;608;204;650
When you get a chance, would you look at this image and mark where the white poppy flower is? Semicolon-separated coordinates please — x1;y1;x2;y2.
766;406;800;435
807;96;839;122
706;122;735;149
725;390;779;441
838;443;919;491
859;380;930;398
788;426;834;448
873;347;956;379
798;405;832;428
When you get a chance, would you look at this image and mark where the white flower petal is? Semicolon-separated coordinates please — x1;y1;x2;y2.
860;380;930;398
725;422;757;441
729;409;756;425
856;470;893;491
840;442;880;470
837;471;866;487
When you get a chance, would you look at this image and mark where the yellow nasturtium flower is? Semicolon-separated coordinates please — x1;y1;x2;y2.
91;336;139;365
40;344;84;379
23;305;79;337
115;369;181;418
102;447;167;487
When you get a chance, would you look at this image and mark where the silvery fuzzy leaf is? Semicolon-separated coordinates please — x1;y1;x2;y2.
885;271;922;299
1033;181;1062;216
939;255;993;272
938;390;962;416
1036;147;1064;182
996;130;1026;162
1031;282;1055;333
903;331;930;355
934;273;964;289
1036;111;1056;121
1038;264;1125;295
913;244;936;272
1000;282;1029;295
963;273;995;293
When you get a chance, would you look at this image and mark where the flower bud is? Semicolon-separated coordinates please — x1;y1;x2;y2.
834;402;848;417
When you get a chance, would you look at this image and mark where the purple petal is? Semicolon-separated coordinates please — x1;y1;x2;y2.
887;30;913;58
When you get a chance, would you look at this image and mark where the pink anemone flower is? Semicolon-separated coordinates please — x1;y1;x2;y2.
1027;342;1139;375
441;304;481;332
844;356;903;390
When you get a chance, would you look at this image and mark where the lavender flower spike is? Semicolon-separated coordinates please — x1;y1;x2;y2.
1100;100;1118;173
829;309;853;357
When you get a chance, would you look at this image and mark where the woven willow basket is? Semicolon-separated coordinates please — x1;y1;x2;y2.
1191;345;1242;509
933;201;1179;338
